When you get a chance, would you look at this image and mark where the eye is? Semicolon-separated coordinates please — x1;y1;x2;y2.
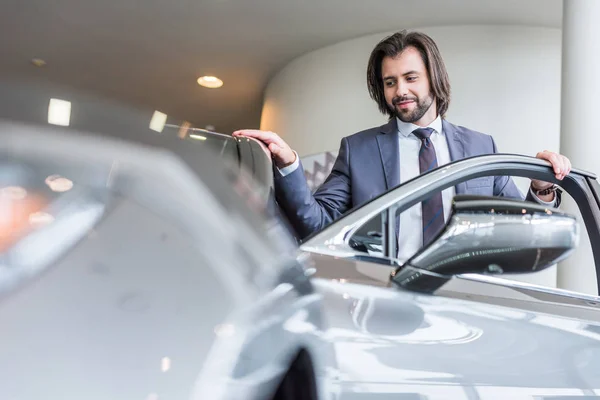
384;80;395;87
406;76;417;82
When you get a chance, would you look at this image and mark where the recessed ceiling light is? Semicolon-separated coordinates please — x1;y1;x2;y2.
48;98;71;126
197;76;223;89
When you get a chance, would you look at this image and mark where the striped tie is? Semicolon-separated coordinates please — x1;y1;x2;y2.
412;127;445;246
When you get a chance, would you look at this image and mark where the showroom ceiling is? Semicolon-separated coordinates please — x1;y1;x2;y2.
0;0;562;134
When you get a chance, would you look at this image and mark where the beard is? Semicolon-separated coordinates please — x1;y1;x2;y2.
390;94;434;123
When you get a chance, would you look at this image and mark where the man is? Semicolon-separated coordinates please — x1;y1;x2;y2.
234;30;570;258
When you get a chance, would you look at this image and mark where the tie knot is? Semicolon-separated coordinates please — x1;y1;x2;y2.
412;127;434;141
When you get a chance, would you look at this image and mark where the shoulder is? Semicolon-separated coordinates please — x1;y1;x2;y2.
343;122;390;145
443;120;495;147
444;120;491;140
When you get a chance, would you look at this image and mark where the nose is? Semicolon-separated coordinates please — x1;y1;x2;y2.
396;81;409;97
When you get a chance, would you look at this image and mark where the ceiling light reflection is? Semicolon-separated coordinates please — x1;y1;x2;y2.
189;134;207;141
149;111;167;133
45;175;73;192
161;357;171;372
214;323;235;337
1;186;27;200
48;98;71;126
31;58;47;67
28;211;54;226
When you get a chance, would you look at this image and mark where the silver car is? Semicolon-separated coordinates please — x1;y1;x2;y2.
301;153;600;399
2;121;600;400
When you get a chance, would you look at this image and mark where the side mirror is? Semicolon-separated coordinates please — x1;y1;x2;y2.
392;195;579;293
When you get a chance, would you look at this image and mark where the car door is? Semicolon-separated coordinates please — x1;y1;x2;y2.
300;154;600;399
303;153;600;295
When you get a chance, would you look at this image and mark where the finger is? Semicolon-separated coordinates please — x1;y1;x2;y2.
547;153;562;176
557;157;569;181
537;150;557;170
558;156;567;180
545;154;564;180
550;154;564;177
268;142;282;156
233;129;286;147
233;129;276;139
538;152;558;173
232;129;272;140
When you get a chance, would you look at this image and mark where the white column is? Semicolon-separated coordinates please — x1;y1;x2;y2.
557;0;600;295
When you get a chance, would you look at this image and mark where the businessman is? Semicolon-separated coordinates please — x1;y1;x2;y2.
234;30;570;259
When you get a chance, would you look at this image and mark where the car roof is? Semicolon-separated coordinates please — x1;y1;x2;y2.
0;119;279;237
0;119;236;199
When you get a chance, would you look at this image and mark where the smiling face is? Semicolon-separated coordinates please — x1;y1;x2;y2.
382;46;437;127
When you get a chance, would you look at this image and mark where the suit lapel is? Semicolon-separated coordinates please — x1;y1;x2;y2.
376;119;400;190
375;119;465;191
443;120;467;194
443;120;465;161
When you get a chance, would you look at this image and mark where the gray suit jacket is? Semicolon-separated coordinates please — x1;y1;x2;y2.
275;119;531;239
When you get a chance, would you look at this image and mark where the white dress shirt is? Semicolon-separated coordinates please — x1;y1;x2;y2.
396;116;455;263
278;152;300;177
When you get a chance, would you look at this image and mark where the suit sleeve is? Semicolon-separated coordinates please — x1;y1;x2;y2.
274;137;353;239
489;137;561;206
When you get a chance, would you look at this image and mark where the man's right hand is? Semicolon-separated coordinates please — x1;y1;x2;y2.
232;129;297;169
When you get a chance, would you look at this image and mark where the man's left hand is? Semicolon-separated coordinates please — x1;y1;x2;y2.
531;150;572;191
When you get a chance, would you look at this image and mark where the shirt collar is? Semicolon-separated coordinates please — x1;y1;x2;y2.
396;115;443;138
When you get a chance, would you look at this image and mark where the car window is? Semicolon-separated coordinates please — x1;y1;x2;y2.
162;125;240;166
163;125;278;214
247;138;273;191
348;173;595;292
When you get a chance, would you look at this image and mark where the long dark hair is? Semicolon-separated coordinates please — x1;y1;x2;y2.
366;30;451;119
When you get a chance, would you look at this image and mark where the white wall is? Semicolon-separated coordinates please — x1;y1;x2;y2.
262;25;572;291
262;25;562;158
556;0;600;297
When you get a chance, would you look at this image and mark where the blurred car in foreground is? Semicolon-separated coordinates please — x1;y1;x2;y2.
3;121;600;400
0;121;321;400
